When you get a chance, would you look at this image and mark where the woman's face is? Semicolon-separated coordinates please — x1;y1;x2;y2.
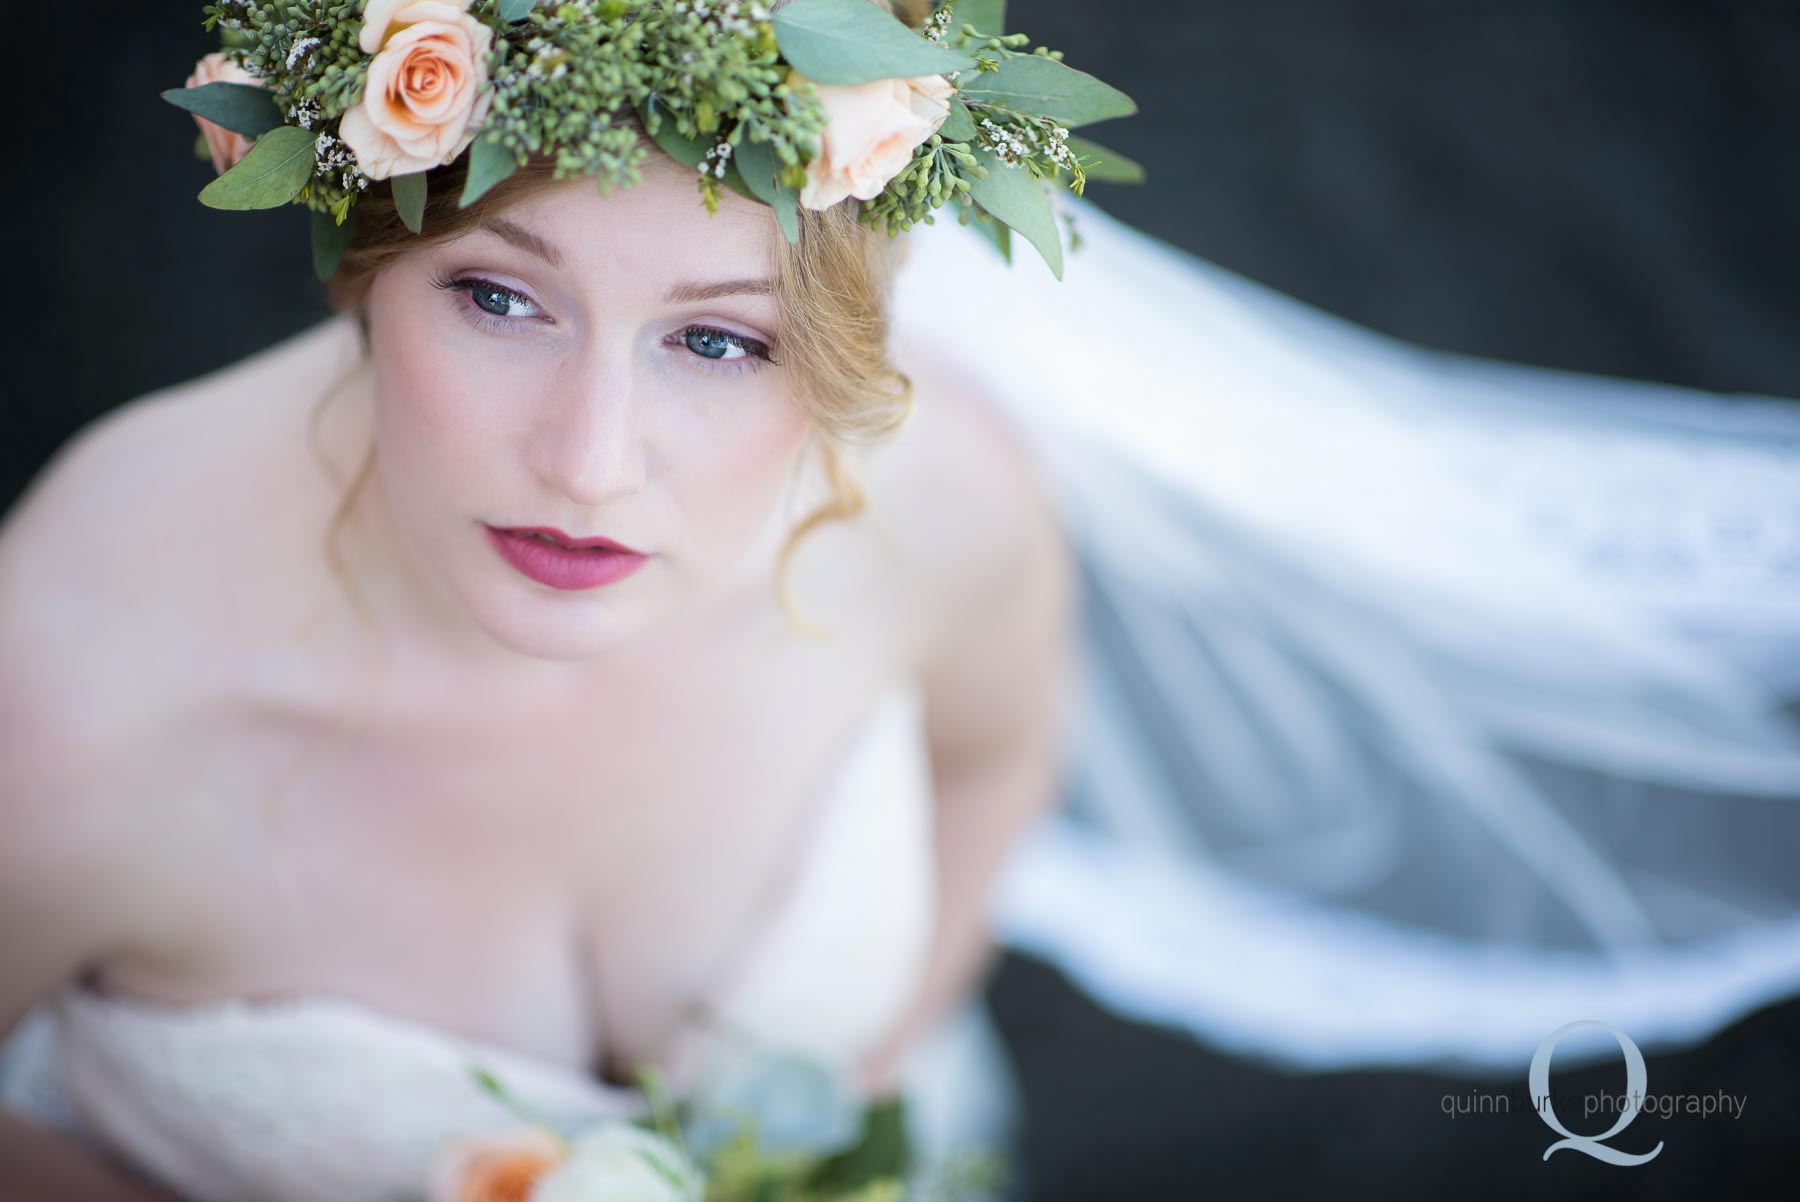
363;157;807;664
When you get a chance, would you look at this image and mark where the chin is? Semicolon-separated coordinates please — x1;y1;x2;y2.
460;578;668;662
413;521;668;659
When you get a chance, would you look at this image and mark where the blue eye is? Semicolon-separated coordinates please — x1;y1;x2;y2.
683;326;761;361
466;281;537;318
471;284;514;316
432;275;541;322
684;325;748;359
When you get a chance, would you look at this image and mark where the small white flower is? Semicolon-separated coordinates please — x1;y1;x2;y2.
285;36;321;70
290;97;323;130
531;1125;701;1202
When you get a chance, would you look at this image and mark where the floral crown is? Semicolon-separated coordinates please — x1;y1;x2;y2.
167;0;1141;281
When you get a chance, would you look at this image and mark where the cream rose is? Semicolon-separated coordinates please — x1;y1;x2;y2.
797;72;955;210
184;53;261;176
530;1125;700;1202
340;0;493;180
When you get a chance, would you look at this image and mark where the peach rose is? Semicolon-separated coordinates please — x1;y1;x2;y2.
360;0;470;54
797;72;955;210
340;0;493;180
429;1127;564;1202
184;52;261;176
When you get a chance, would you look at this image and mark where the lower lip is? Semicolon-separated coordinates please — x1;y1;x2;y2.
485;527;652;591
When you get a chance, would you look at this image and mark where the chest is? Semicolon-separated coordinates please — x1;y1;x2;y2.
113;626;912;1077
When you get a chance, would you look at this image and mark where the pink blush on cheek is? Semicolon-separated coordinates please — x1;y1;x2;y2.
400;354;484;434
686;410;813;532
368;271;502;428
374;306;511;444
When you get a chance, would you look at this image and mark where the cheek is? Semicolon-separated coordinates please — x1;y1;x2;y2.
718;407;809;491
366;280;514;486
669;393;811;533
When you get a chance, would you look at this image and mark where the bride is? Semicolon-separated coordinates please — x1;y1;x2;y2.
0;1;1088;1198
10;0;1800;1197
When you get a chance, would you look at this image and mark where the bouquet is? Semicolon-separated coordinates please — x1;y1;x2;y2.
428;1054;1006;1202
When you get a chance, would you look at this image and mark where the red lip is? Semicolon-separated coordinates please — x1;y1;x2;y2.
484;525;652;591
498;525;646;554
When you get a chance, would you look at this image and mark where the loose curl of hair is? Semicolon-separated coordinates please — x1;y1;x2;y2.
310;131;915;642
265;1;931;827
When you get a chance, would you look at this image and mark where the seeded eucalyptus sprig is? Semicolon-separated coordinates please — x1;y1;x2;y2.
857;133;976;236
167;0;1138;280
201;2;369;124
853;0;1136;276
476;2;654;193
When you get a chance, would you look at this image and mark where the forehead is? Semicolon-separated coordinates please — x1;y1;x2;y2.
471;154;780;286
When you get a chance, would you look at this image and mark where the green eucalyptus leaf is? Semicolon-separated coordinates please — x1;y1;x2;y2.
162;81;284;137
732;139;779;204
192;132;212;161
733;139;800;244
970;209;1012;263
804;1096;911;1192
1065;134;1146;184
770;184;800;245
638;101;756;203
497;0;537;21
391;171;428;233
459;134;517;207
198;126;318;211
717;161;758;205
940;96;976;142
774;0;976;85
967;147;1061;278
311;206;358;282
641;102;710;170
957;54;1137;127
954;0;1007;36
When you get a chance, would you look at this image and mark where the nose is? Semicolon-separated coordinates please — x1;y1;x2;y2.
530;357;648;509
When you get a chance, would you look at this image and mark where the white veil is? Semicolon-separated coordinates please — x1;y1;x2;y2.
889;197;1800;1074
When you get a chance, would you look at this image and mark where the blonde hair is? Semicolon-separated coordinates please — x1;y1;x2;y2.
313;134;914;639
264;0;928;865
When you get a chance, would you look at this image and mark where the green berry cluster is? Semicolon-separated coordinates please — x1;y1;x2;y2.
630;1;827;209
858;134;978;236
859;17;1086;240
177;0;1137;279
480;2;654;189
202;1;369;125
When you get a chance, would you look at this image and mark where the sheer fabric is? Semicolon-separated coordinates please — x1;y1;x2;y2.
888;200;1800;1072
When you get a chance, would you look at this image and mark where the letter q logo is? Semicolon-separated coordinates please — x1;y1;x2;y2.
1529;1020;1664;1166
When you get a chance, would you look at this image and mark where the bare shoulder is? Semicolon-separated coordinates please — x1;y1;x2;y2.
861;353;1076;673
0;570;173;1024
0;315;363;728
0;319;365;1015
0;316;363;571
0;317;365;718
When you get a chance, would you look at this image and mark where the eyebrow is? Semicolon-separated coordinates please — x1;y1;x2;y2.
663;278;776;303
481;218;564;268
477;218;774;303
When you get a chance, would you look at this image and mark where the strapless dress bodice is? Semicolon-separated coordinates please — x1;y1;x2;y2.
0;683;951;1202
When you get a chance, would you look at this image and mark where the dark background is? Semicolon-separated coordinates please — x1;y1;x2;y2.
5;0;1799;1197
7;0;1799;508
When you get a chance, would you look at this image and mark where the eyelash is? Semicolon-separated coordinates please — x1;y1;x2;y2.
430;274;778;373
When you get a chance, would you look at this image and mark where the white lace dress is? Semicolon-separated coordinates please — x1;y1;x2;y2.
0;684;1020;1202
